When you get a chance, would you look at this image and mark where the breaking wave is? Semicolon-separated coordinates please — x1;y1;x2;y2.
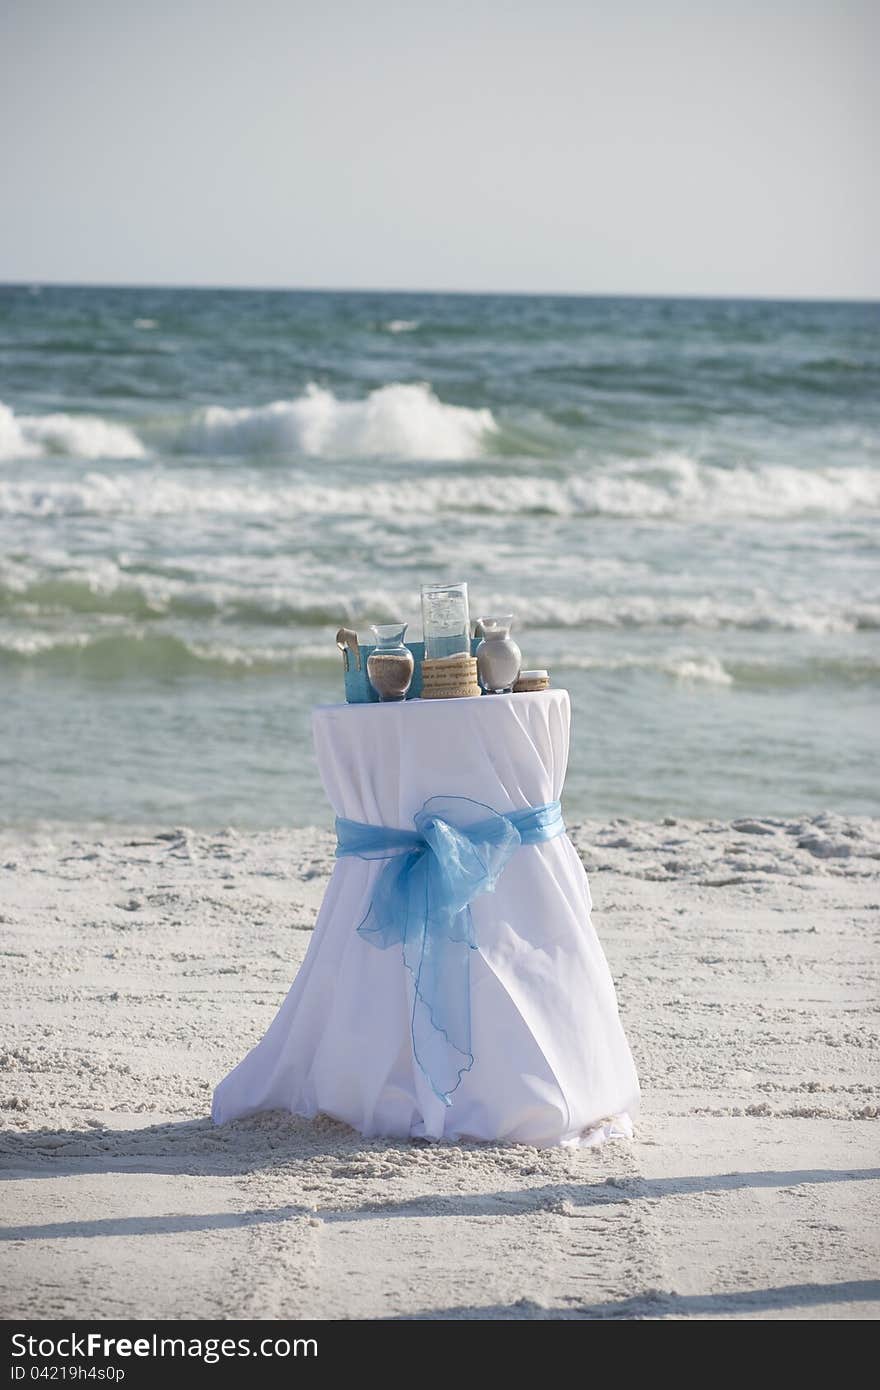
1;561;878;636
2;454;879;521
0;401;145;461
3;629;879;688
182;383;496;461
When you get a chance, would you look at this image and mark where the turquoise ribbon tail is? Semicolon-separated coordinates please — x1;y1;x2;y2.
335;795;565;1104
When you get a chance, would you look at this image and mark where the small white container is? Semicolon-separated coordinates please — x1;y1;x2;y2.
475;615;522;694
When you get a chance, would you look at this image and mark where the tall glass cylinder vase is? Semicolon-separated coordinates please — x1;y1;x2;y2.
420;582;471;660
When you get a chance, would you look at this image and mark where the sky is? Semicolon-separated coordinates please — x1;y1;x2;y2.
1;0;877;298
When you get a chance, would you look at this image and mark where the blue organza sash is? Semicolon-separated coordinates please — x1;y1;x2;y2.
335;796;565;1104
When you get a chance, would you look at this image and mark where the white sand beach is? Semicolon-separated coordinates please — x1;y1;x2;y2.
1;814;878;1320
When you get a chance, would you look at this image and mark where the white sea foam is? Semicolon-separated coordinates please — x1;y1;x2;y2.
563;453;880;520
3;623;879;691
384;320;419;333
0;401;145;462
0;630;92;656
553;651;735;684
0;627;341;675
504;593;880;634
2;556;877;635
184;383;496;461
663;655;733;684
2;382;878;514
3;453;878;525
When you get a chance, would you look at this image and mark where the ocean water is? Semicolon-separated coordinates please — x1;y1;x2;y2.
1;284;877;828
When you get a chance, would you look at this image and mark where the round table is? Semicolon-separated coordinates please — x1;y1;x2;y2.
213;689;639;1147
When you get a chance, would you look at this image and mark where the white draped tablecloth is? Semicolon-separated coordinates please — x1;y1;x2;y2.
212;689;640;1146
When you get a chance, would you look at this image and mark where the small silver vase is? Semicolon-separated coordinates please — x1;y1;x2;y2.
475;615;521;694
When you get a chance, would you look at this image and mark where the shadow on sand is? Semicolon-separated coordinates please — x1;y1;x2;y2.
390;1279;880;1319
0;1113;367;1179
2;1115;877;1246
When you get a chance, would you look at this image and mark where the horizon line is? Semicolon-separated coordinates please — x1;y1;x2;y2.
0;278;877;307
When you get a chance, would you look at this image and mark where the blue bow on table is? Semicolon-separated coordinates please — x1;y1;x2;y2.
335;795;565;1104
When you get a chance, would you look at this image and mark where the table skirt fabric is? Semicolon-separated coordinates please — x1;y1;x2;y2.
212;689;640;1147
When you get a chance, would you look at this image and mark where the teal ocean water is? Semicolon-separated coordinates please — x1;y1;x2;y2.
1;285;878;827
